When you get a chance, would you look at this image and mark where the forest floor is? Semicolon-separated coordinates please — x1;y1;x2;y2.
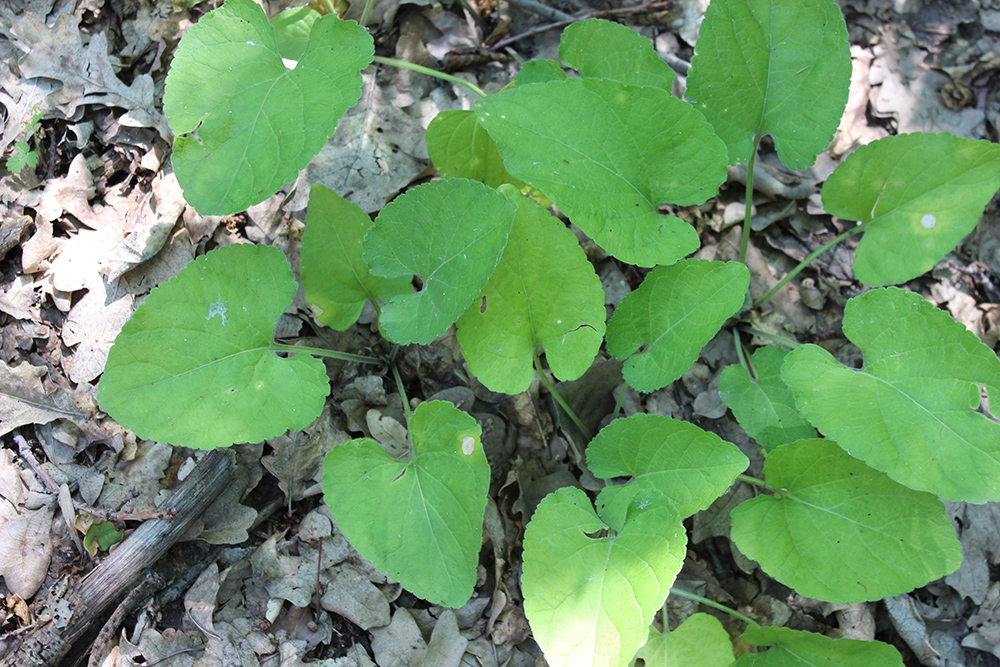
1;0;1000;666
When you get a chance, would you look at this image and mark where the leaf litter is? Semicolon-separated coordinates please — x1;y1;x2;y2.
1;0;1000;665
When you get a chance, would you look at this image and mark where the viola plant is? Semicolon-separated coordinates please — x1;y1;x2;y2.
98;0;1000;665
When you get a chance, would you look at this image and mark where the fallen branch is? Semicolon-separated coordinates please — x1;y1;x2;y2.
0;448;235;667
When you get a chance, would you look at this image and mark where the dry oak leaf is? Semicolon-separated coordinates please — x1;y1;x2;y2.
9;11;169;136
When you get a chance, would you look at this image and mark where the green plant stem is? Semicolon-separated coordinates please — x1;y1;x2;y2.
612;383;628;421
733;329;755;380
271;343;380;364
534;354;591;441
390;361;412;427
372;56;487;97
751;226;861;309
359;0;375;26
738;326;800;349
320;0;336;15
738;133;764;265
457;0;489;33
660;600;669;665
738;473;780;494
669;588;760;627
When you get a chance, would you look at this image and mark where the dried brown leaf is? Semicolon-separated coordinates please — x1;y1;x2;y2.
0;360;84;436
0;503;54;598
9;12;169;136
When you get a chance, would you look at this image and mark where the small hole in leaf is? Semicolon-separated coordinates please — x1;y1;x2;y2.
480;295;487;314
412;275;425;291
582;528;609;540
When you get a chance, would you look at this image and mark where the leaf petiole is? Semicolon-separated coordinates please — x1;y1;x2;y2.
359;0;375;26
669;588;760;627
611;382;629;421
372;56;488;97
271;343;381;365
534;354;592;442
738;132;764;265
390;359;412;429
751;225;863;309
737;327;800;350
737;473;781;494
733;329;755;379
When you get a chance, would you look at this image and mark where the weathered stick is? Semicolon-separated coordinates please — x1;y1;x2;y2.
0;448;235;667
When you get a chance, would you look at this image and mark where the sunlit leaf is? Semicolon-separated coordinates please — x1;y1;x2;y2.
731;439;961;602
822;132;1000;286
588;413;748;518
685;0;851;168
322;401;489;608
606;260;749;392
163;0;372;214
456;186;605;394
363;178;517;344
301;184;411;330
782;287;1000;502
633;613;734;667
718;346;815;452
477;78;727;266
99;244;329;449
523;486;686;667
426;110;528;190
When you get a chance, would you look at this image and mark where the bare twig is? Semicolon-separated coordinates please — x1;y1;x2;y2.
0;449;235;667
505;0;574;22
490;1;676;51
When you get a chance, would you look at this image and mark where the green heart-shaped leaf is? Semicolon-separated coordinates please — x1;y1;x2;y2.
363;178;517;345
271;6;319;61
734;625;904;667
523;486;686;667
685;0;851;168
606;259;749;392
163;0;373;215
322;401;489;608
587;414;748;518
514;59;567;86
559;18;674;90
301;184;411;331
456;187;605;394
732;439;961;602
426;110;528;191
782;287;1000;502
822;132;1000;286
99;244;329;449
633;613;734;667
719;346;815;452
476;78;727;266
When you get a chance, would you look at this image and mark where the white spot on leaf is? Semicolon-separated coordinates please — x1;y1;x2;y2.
461;436;475;455
920;213;937;229
206;298;228;325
